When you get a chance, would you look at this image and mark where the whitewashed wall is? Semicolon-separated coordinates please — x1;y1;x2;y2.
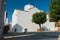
42;15;57;31
17;7;41;32
11;5;57;33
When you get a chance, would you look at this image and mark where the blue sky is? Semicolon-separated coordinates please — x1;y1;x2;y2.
6;0;50;23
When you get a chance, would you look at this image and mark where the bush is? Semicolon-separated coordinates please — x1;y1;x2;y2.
3;25;9;34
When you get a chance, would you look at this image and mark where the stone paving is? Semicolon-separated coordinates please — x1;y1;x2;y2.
1;32;60;40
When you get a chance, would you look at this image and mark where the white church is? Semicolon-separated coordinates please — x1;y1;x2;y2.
11;4;58;32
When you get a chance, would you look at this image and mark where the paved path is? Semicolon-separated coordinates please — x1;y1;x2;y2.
4;34;59;40
1;32;60;40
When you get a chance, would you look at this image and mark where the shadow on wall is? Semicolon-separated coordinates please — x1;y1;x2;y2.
42;26;49;31
11;24;23;32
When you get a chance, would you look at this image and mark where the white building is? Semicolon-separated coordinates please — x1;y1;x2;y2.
11;4;57;33
4;11;8;26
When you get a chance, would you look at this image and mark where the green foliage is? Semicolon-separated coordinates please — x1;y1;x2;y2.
3;25;9;30
32;12;46;24
58;24;60;27
55;22;60;27
41;28;45;31
3;25;10;34
49;0;60;22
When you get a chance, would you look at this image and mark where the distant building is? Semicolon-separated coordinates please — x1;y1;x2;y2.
11;4;57;33
0;0;6;35
4;11;8;26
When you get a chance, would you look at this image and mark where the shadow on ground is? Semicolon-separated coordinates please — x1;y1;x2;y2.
4;32;60;40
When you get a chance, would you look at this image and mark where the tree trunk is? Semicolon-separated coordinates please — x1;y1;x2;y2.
39;24;41;31
55;21;59;27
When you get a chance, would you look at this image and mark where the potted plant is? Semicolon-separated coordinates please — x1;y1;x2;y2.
37;28;45;32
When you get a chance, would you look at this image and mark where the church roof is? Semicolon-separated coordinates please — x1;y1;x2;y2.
24;4;34;11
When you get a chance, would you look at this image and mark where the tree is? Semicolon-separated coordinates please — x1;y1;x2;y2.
3;25;10;34
49;0;60;22
32;12;46;30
